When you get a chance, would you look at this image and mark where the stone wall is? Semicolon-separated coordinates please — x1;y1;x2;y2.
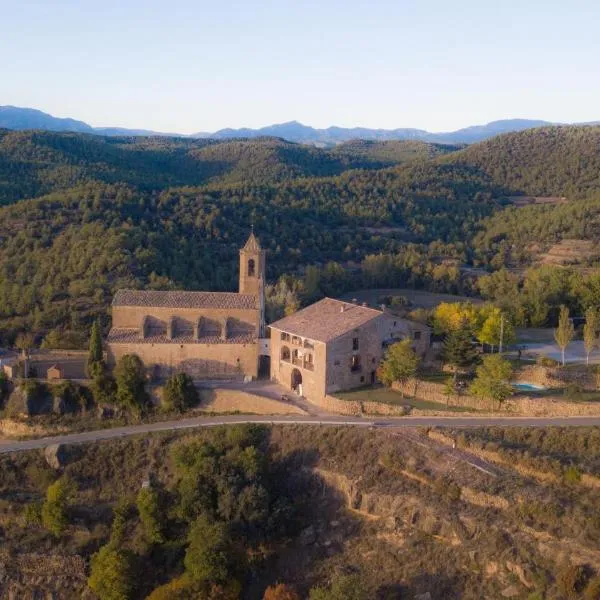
394;378;600;417
314;395;409;417
107;340;259;380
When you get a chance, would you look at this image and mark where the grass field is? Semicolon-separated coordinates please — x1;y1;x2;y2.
335;384;476;412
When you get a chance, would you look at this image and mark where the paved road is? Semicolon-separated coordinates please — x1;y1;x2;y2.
2;414;600;455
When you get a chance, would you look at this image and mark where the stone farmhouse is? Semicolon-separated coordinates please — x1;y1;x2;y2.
269;298;430;401
105;231;430;398
106;232;267;379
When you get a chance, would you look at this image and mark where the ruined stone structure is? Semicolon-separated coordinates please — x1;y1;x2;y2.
269;298;430;402
106;233;266;380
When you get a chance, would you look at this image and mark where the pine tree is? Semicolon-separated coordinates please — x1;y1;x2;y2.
443;322;479;380
554;305;575;366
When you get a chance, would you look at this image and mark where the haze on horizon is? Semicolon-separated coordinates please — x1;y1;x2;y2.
2;0;600;134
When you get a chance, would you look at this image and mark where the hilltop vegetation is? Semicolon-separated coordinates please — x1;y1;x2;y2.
445;125;600;198
2;126;600;342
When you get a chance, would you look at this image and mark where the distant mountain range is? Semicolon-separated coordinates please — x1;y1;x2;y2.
0;105;592;145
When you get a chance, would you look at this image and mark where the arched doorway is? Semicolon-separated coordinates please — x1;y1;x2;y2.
291;368;303;394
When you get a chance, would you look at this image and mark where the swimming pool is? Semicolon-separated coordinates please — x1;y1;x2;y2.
513;382;546;392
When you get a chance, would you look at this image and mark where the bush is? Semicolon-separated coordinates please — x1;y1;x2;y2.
41;476;75;537
23;501;42;527
433;476;462;502
556;563;587;600
584;576;600;600
136;486;165;544
264;583;301;600
88;545;136;600
537;355;560;368
114;354;148;416
162;372;199;412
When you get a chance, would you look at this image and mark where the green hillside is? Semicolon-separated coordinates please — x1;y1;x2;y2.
0;130;463;206
443;125;600;198
2;125;600;341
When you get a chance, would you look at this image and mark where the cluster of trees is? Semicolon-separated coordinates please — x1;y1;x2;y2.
87;424;302;599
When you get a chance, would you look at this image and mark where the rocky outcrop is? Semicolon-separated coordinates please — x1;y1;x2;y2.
44;444;71;470
5;384;52;417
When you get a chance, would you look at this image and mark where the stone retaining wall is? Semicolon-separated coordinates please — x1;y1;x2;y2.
394;378;600;417
316;395;409;417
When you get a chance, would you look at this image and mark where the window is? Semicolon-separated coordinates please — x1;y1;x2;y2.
303;339;314;349
281;332;290;342
248;258;256;276
334;359;341;366
352;337;359;350
351;354;361;372
281;346;291;361
414;331;421;340
360;376;365;383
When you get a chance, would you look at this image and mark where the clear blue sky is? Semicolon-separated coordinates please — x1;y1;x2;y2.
2;0;599;133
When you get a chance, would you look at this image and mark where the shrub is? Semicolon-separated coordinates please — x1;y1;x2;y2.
88;544;136;600
136;486;165;544
23;501;42;527
584;576;600;600
184;515;233;585
41;476;75;537
114;354;148;416
564;465;582;484
537;355;560;368
264;583;301;600
162;372;199;412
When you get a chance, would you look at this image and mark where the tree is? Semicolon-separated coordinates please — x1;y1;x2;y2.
263;583;301;600
14;332;34;352
583;307;598;366
377;339;419;395
469;354;513;410
87;319;104;377
554;305;575;366
42;476;75;537
0;369;9;406
442;323;479;381
114;354;148;416
91;370;117;405
88;545;136;600
163;372;199;412
136;486;165;544
184;515;232;585
476;308;515;353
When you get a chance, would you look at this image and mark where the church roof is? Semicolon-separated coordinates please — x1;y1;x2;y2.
112;289;258;310
269;297;382;343
241;232;262;252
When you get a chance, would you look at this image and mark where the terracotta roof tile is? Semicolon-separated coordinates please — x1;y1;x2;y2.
112;290;257;310
269;297;382;343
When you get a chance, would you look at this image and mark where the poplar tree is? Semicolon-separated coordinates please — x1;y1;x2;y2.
554;305;575;366
583;307;598;366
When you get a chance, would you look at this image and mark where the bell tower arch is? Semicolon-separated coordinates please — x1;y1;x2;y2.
239;230;266;297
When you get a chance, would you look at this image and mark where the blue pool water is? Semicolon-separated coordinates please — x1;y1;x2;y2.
513;382;546;392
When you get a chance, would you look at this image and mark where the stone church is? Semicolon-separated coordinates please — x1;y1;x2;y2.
106;232;267;379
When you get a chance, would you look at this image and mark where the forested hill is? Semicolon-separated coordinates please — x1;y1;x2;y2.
0;129;459;206
443;126;600;198
2;125;600;343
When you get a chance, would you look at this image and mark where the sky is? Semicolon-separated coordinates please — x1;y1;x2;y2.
1;0;600;133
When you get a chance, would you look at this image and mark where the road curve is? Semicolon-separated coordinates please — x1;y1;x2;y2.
2;414;600;455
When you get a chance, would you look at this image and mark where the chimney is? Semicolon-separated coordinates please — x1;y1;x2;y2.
362;302;368;307
340;304;346;313
352;298;358;304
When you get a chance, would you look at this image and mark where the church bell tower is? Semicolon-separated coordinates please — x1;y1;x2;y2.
239;230;266;336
